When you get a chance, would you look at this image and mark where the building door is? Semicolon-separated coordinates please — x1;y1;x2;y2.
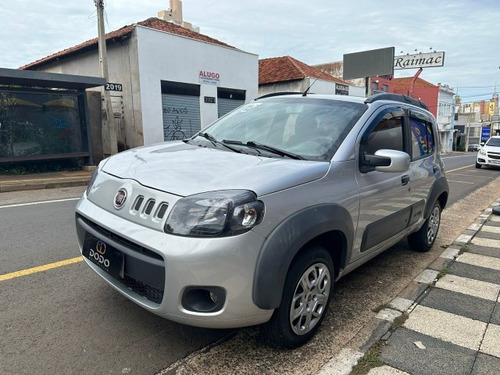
217;88;245;118
161;81;201;141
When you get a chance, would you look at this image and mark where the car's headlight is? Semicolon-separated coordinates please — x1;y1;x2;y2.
165;190;265;237
86;168;99;196
479;148;487;156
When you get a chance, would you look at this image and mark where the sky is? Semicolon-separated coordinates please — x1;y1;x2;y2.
1;0;499;103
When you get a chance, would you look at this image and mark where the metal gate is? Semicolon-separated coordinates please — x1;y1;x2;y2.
217;98;244;118
161;94;201;141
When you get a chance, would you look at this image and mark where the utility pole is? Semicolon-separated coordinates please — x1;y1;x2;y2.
95;0;118;156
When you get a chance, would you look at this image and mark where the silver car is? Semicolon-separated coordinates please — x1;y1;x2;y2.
76;93;448;348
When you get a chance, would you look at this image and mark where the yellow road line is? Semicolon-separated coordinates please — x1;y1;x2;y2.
0;257;83;282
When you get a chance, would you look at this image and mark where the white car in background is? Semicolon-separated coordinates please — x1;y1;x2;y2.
476;136;500;168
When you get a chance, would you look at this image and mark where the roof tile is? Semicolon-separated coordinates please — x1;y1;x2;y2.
20;17;235;70
259;56;348;85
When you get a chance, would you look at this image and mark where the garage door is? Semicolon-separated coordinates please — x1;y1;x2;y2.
217;88;246;118
162;93;201;141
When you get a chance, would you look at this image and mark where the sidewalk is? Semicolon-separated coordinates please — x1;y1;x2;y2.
0;170;93;193
361;200;500;375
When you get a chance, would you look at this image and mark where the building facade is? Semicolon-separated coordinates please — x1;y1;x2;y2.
22;17;258;157
259;56;365;97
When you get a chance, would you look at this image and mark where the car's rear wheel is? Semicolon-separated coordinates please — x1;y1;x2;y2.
261;246;333;348
408;201;441;252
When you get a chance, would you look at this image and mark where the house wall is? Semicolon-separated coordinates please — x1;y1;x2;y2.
29;26;258;149
135;25;258;145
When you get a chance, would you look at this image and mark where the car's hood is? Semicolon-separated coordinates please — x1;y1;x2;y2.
101;142;329;196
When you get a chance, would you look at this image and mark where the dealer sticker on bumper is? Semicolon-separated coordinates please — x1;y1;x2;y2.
82;234;124;280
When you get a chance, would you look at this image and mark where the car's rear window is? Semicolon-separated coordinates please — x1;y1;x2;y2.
203;97;367;161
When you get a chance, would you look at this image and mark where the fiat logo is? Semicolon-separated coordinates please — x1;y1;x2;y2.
114;188;127;209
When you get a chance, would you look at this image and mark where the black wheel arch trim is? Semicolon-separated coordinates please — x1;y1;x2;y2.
424;177;449;218
252;204;353;310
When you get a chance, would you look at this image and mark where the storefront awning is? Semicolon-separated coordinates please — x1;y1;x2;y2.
0;67;105;90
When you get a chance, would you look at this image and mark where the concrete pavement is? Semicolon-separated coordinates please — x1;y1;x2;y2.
320;199;500;375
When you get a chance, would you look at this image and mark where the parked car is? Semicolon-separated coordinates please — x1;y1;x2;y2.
476;136;500;168
467;143;480;152
76;93;448;348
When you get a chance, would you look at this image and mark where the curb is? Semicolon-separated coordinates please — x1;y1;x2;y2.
319;198;500;375
0;178;90;193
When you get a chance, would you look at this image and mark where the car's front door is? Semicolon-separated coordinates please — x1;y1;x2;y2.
352;107;413;260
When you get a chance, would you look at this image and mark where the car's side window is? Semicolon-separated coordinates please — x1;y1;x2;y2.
410;114;435;159
359;109;405;173
363;111;404;155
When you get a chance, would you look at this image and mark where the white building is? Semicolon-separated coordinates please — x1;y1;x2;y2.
259;56;365;97
437;84;455;153
21;17;258;153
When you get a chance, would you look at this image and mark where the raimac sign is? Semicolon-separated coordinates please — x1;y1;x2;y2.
394;52;445;70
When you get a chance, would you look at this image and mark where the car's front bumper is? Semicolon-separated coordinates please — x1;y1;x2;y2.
75;193;273;329
477;153;500;167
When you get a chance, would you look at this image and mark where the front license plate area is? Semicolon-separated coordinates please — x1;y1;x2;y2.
82;234;124;280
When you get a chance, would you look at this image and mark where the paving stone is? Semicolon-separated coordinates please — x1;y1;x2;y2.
480;225;500;234
403;305;486;350
420;288;496;323
435;274;500;301
492;303;500;325
414;269;438;284
480;323;500;358
367;365;410;375
474;231;500;240
388;297;414;312
471;353;500;375
381;328;476;375
448;262;500;285
468;244;500;259
471;237;500;248
456;252;500;271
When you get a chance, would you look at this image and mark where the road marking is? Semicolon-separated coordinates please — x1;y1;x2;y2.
0;197;80;209
446;165;474;173
0;257;83;282
446;179;475;185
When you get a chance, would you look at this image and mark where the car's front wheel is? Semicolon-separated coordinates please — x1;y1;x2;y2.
261;246;334;348
475;162;481;168
408;201;441;252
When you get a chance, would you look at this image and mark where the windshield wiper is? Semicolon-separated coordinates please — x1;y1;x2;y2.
223;140;303;160
195;132;242;153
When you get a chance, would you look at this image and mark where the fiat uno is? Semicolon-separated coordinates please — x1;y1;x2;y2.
76;93;448;348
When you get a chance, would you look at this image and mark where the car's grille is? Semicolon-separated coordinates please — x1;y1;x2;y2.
488;152;500;160
123;275;164;304
131;195;169;220
79;215;163;261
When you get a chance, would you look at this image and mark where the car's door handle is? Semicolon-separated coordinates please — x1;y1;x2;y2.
401;175;410;186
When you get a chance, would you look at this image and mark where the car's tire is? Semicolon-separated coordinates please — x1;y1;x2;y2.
475;162;481;168
260;246;334;348
408;201;442;252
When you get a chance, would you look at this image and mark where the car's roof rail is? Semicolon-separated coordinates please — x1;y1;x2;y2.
365;93;429;111
255;92;303;100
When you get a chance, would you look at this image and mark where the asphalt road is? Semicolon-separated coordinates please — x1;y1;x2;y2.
1;153;499;375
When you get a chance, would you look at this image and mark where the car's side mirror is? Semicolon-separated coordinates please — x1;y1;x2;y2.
362;149;410;173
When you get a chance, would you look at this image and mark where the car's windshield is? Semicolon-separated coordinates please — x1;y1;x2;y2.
486;137;500;147
195;97;367;161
